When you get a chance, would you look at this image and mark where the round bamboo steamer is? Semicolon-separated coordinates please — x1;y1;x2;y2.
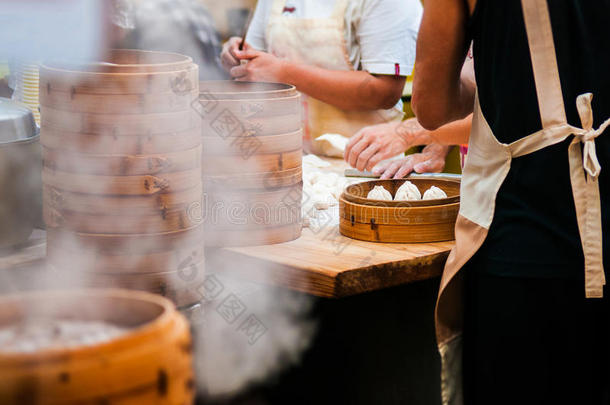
46;225;204;256
202;129;302;155
44;204;198;234
40;106;199;136
211;222;304;247
40;127;201;155
43;146;201;176
204;183;301;227
41;65;198;95
47;241;205;274
43;185;201;215
203;149;301;176
199;81;303;246
40;88;199;114
41;50;203;306
42;49;196;74
42;167;201;195
0;289;194;405
339;178;460;243
204;166;302;190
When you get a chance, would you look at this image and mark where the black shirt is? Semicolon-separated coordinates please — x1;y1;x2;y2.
469;0;610;279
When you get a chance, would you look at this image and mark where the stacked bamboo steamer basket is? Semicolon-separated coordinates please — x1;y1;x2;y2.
199;81;303;247
0;289;194;405
40;50;204;307
339;178;460;243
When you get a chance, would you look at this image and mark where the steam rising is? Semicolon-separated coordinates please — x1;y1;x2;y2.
1;1;317;401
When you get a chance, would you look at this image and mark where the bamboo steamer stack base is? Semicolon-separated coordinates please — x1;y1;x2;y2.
40;50;204;307
199;81;303;247
339;178;460;243
0;290;194;405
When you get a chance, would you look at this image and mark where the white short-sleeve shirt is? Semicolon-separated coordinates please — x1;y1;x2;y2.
245;0;422;76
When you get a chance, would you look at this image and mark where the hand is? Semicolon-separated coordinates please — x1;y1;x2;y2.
220;37;252;71
345;118;429;172
229;49;287;82
372;144;450;179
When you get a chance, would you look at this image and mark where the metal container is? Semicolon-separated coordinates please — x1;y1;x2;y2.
0;98;42;248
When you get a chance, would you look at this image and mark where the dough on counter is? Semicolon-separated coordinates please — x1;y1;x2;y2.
422;186;448;200
303;154;332;168
314;133;349;158
367;185;393;200
394;180;421;201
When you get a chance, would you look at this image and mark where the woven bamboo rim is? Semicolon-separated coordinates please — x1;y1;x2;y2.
204;166;302;190
205;222;303;247
338;195;459;243
199;80;297;100
40;88;199;114
0;289;194;404
41;127;201;155
43;167;201;195
202;113;301;138
43;185;201;215
42;49;194;74
46;225;203;254
343;178;460;208
40;106;199;136
202;129;302;155
202;149;301;175
43;145;201;176
47;242;205;274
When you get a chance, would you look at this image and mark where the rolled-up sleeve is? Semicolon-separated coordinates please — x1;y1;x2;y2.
357;0;422;76
244;0;270;51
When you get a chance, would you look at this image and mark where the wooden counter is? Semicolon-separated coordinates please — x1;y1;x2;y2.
209;157;455;298
210;229;454;298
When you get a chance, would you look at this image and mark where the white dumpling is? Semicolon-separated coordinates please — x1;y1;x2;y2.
422;186;448;200
366;185;393;200
394;180;421;201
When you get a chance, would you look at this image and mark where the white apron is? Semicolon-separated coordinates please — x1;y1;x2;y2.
264;0;404;154
436;0;610;403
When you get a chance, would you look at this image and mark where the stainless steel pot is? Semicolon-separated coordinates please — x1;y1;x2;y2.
0;98;42;248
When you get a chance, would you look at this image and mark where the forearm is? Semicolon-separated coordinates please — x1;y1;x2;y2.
411;0;474;129
398;114;472;146
279;62;405;111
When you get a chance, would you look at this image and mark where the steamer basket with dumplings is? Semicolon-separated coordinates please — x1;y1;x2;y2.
339;178;460;243
40;50;204;307
199;81;303;247
0;289;194;405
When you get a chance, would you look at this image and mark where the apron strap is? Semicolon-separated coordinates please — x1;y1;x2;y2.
520;0;567;128
519;0;607;298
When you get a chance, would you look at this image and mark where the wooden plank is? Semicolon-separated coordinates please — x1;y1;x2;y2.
212;157;456;298
212;226;454;298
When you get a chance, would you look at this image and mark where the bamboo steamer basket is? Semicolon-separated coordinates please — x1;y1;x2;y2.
40;50;204;306
199;81;303;246
40;127;201;155
339;178;460;243
0;289;194;405
46;226;204;307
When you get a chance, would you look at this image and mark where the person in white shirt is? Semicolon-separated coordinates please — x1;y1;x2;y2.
220;0;423;156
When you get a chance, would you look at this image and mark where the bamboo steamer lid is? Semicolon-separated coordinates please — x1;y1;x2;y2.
0;289;194;405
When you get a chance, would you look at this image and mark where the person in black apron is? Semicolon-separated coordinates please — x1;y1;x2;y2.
411;0;610;404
